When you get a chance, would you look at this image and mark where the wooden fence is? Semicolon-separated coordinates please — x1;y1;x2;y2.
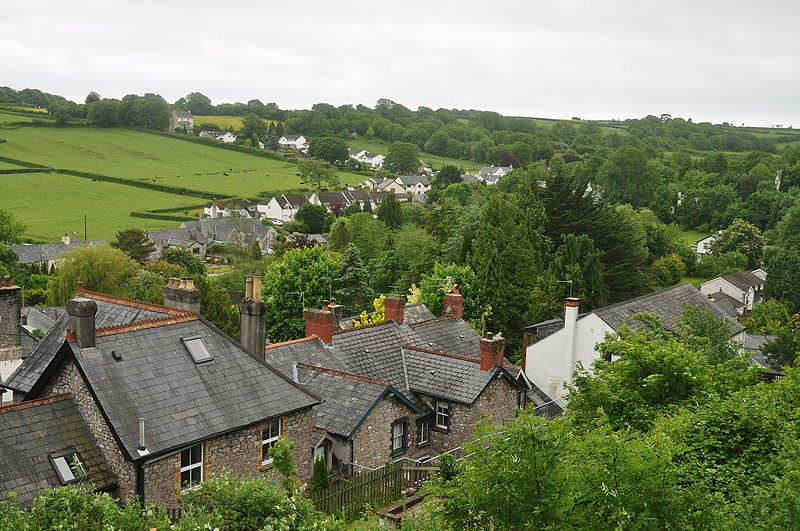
311;460;438;515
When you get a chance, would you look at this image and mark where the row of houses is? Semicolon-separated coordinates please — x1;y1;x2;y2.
0;279;532;507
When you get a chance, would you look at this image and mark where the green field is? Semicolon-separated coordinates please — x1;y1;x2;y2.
0;111;40;124
0;160;26;169
0;126;365;241
677;229;709;247
0;127;363;198
346;138;484;172
2;172;197;241
193;115;275;129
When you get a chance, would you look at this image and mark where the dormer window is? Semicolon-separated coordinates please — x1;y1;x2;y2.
182;336;213;364
50;449;86;484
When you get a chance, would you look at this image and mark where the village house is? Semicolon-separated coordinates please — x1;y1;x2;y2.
146;218;279;259
1;279;320;507
477;166;512;185
692;234;719;258
348;149;385;169
203;199;256;219
278;134;309;152
257;193;310;222
700;270;766;315
380;176;431;196
11;234;105;271
522;283;746;401
168;110;193;134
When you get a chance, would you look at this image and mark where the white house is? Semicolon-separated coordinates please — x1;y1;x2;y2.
477;166;512;185
522;283;745;401
700;270;765;314
256;193;309;222
278;134;309;152
203;200;253;219
692;234;718;258
348;149;385;169
169;110;194;134
217;132;237;143
392;176;431;196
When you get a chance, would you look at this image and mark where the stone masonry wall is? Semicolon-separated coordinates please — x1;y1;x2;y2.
143;407;314;507
39;358;138;501
429;374;519;456
351;394;418;469
0;286;21;349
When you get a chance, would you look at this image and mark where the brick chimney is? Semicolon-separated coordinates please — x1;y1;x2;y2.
239;275;267;358
479;333;506;371
0;276;21;349
384;296;405;324
162;277;202;313
562;297;580;388
443;285;464;320
327;299;343;329
304;301;335;344
66;299;97;348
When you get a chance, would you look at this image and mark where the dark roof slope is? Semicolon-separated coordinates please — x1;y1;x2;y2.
11;241;105;264
592;283;744;334
265;336;349;378
410;317;480;358
721;271;763;291
63;316;319;459
0;394;115;506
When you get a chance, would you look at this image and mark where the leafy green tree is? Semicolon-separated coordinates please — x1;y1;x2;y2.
333;244;373;314
110;228;155;263
742;298;791;334
126;269;167;304
311;456;331;497
765;247;800;313
368;250;406;293
711;218;765;268
775;202;800;248
240;112;267;140
343;202;362;216
47;245;138;305
0;208;25;243
193;274;240;340
762;315;800;368
434;164;462;188
597;146;660;208
328;218;350;251
693;250;748;278
375;193;402;229
84;91;101;104
88;99;122;127
384;141;420;174
548;234;609;310
649;253;686;288
298;159;340;190
418;263;481;321
294;203;327;233
308;136;349;164
345;213;391;263
184;92;214;115
393;224;439;288
160;247;206;275
262;246;340;341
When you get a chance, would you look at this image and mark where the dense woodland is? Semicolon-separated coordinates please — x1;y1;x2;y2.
4;85;800;526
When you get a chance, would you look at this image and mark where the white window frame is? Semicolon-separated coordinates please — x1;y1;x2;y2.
417;420;430;446
180;444;203;491
50;450;85;484
261;418;281;465
391;419;407;455
435;401;450;430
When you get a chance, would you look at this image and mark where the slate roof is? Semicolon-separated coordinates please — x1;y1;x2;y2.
744;333;777;369
0;394;115;506
707;291;743;318
410;317;480;358
396;176;430;186
721;271;763;292
50;316;319;460
295;365;420;439
349;148;366;157
265;337;349;378
3;292;179;395
23;306;65;334
11;241;105;264
461;174;480;183
401;347;508;404
281;134;303;141
338;302;435;330
173;111;193;119
279;193;309;208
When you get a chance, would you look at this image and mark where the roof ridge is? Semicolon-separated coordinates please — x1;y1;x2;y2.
408;315;451;328
592;282;691;315
333;319;392;335
65;315;199;342
402;344;479;363
0;393;73;414
297;363;390;386
77;289;195;316
265;336;318;350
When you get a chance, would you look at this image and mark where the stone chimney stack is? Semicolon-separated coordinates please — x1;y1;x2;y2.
443;285;464;320
0;276;21;349
304;301;335;344
562;297;580;387
66;299;97;349
162;277;202;313
384;296;406;324
479;333;506;371
239;275;267;358
61;233;71;245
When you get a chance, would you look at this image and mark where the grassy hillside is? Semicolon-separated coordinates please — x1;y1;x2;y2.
345;138;484;171
0;126;365;241
0;127;363;197
193;115;275;129
3;172;195;241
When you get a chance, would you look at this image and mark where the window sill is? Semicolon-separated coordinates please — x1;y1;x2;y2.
391;448;407;458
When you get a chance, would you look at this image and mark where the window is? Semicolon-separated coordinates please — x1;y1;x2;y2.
261;419;281;465
182;336;213;364
417;420;430;446
391;419;408;456
50;450;85;484
180;444;203;489
435;401;450;430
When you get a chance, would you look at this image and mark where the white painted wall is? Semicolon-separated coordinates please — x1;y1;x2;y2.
700;278;746;305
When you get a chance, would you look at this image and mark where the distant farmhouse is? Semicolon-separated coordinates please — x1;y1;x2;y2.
169;110;193;134
278;134;309;152
477;166;512;185
348;148;385;169
11;234;104;271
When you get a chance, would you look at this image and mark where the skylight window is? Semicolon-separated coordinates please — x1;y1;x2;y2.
50;450;85;484
182;336;213;363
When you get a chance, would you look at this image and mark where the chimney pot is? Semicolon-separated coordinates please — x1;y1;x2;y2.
251;275;261;298
443;287;464;320
66;299;97;348
240;277;267;357
162;277;202;313
384;296;406;324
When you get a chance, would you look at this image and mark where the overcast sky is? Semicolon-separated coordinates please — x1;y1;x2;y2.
2;1;798;126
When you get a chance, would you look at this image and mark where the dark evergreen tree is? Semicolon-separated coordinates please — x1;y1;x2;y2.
376;193;402;229
110;228;156;263
549;234;609;311
334;244;374;314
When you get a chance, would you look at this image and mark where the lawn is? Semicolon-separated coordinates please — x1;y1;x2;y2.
0;111;39;124
681;276;711;289
193;115;275;130
0;160;26;169
345;138;484;171
0;172;197;241
0;126;363;198
677;228;709;247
